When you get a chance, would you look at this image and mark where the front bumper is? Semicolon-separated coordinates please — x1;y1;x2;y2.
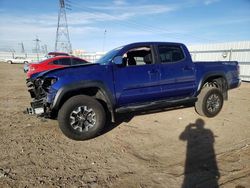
27;107;44;115
26;79;52;117
26;99;45;115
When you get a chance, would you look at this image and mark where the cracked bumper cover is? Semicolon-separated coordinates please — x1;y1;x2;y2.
26;79;56;116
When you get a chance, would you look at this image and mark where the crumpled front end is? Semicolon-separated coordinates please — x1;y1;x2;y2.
26;77;57;117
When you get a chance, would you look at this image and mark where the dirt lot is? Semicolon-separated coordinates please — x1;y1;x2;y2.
0;63;249;188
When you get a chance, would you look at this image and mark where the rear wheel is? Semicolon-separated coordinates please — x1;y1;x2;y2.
58;95;106;140
7;60;12;64
195;87;224;117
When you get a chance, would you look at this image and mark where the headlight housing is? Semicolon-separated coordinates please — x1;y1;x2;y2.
42;77;58;91
34;78;44;87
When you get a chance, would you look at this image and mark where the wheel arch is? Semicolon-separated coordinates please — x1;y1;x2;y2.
197;73;228;100
52;81;115;121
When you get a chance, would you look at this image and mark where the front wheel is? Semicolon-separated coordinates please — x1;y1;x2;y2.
58;95;106;140
195;87;224;117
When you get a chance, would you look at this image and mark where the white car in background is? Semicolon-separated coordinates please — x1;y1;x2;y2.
6;57;32;64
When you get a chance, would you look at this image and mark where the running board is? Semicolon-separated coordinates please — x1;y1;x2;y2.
115;97;197;113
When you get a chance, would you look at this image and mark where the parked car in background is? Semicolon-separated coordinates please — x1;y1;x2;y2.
6;57;32;64
23;52;70;73
27;56;89;78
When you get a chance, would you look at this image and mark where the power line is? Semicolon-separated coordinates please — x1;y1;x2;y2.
69;2;160;33
69;1;216;43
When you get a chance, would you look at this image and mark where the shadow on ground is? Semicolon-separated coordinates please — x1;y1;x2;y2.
180;118;220;188
101;104;194;136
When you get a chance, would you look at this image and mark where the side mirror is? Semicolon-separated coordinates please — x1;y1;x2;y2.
113;56;123;65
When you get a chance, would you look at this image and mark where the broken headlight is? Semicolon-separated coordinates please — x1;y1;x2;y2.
34;78;44;87
42;77;58;92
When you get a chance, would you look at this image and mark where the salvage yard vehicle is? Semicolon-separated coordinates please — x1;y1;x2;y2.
26;42;241;140
6;57;32;64
27;56;89;78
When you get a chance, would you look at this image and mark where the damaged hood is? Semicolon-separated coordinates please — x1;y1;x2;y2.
31;63;99;80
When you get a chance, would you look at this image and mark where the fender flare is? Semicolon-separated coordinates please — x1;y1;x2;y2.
197;72;228;94
52;80;115;120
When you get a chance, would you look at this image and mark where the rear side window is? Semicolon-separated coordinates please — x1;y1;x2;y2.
72;58;88;65
53;58;71;65
158;45;185;63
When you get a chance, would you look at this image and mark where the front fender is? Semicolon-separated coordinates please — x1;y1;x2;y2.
52;80;115;112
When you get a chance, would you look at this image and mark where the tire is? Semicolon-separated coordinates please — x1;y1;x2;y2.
58;95;106;140
7;60;12;64
195;87;224;117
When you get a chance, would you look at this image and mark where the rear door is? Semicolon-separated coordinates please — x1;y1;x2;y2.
113;45;162;106
156;44;196;99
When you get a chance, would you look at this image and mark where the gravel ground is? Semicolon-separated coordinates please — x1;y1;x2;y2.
0;63;249;188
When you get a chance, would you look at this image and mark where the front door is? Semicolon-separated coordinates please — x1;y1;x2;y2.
113;45;161;106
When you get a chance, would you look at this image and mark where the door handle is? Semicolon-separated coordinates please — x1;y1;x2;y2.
148;69;159;74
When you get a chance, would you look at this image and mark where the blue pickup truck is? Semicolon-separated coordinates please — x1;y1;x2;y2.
26;42;241;140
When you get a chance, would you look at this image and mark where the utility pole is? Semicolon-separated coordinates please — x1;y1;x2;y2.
18;42;25;53
102;29;107;52
42;44;48;54
33;36;41;61
19;42;27;58
55;0;72;53
9;49;15;59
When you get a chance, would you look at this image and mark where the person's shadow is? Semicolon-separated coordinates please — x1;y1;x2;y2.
179;119;220;188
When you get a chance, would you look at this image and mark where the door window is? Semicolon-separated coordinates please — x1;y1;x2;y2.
123;46;153;66
158;45;185;63
53;58;71;65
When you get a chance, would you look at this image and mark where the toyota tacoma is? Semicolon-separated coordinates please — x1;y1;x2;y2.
26;42;241;140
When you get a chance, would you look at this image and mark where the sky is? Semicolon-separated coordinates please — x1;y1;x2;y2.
0;0;250;52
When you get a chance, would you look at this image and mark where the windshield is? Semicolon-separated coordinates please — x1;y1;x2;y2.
96;46;123;65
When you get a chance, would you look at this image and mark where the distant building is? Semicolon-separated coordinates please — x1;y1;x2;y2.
1;41;250;81
72;49;105;63
188;41;250;81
